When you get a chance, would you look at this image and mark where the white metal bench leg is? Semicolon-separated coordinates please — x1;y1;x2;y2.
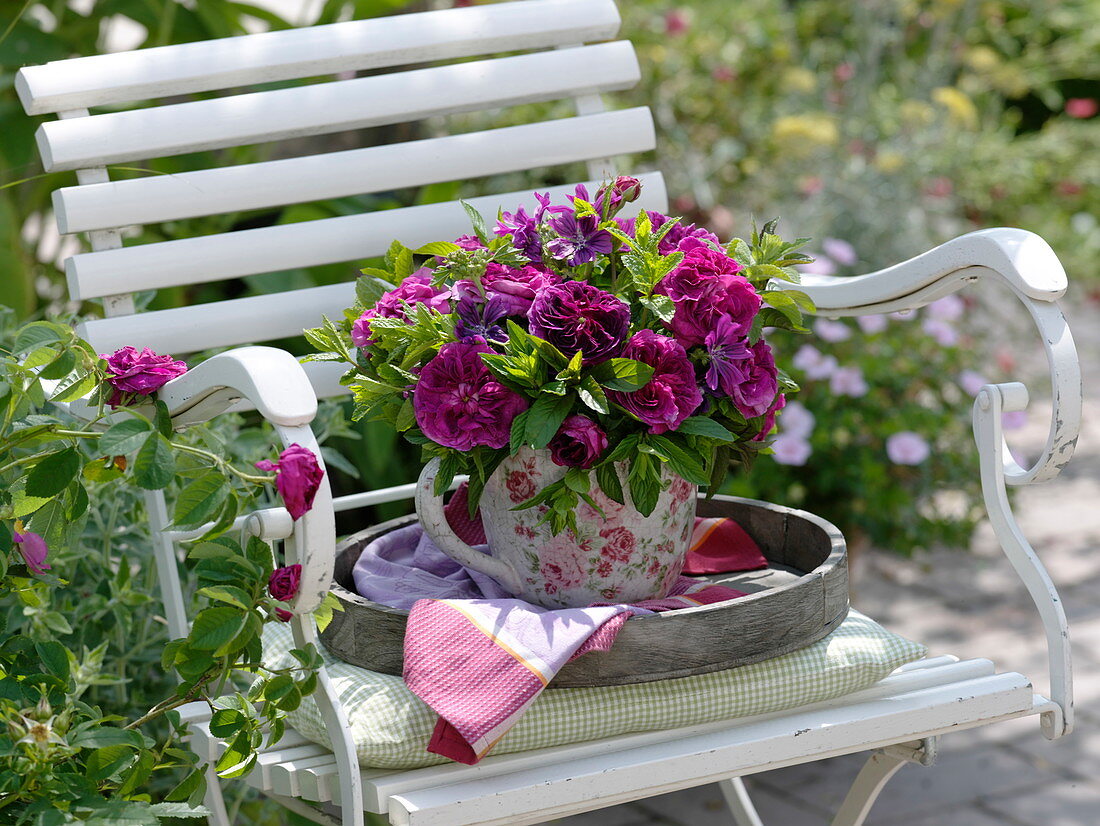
203;764;231;826
829;739;935;826
719;777;765;826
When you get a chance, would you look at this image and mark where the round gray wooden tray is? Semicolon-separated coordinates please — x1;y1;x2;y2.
319;493;848;687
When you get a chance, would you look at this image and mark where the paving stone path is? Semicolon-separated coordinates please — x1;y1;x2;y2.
551;300;1100;825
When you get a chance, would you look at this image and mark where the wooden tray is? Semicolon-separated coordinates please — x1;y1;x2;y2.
319;494;848;687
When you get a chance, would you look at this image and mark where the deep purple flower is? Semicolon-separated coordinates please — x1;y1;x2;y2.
548;415;608;469
413;339;528;450
351;268;451;349
454;293;508;342
13;531;50;575
268;564;301;602
546;187;614;265
731;340;780;419
595;176;642;216
494;192;551;261
100;346;187;407
608;330;702;434
704;315;752;395
656;247;760;347
527;282;630;365
256;444;325;521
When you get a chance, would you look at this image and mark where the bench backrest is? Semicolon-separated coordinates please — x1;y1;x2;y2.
16;0;666;398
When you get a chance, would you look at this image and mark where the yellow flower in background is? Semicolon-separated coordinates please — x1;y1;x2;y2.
771;113;839;155
899;100;935;127
932;86;979;129
964;46;1000;72
874;151;906;173
781;66;817;94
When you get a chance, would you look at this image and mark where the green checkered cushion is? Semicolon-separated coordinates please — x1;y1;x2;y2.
262;609;924;769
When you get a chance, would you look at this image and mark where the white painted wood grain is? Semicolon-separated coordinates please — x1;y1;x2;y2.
16;0;621;115
53;108;656;233
35;41;640;172
67;172;667;305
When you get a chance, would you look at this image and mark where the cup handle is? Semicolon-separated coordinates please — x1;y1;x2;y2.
415;457;523;595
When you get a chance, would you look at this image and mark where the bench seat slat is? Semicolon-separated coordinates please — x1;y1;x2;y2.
75;174;669;354
15;0;621;115
36;42;640;172
66;172;667;302
54;108;656;234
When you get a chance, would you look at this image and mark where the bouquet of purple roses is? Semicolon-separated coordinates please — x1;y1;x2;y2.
307;178;813;534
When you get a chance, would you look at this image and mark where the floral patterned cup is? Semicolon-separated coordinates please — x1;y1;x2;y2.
415;447;697;608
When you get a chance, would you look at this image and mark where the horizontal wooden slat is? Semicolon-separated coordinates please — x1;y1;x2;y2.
15;0;620;115
54;108;656;234
75;174;670;354
36;42;640;172
66;171;667;301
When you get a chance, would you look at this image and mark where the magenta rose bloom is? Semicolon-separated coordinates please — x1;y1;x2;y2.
454;234;486;251
256;444;325;520
100;346;187;407
268;564;301;602
13;531;50;575
731;340;780;419
549;415;609;469
455;263;561;317
351;267;451;349
527;281;630;365
656;247;761;347
609;330;703;434
414;339;528;450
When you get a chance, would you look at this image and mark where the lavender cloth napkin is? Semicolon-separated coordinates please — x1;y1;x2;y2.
351;523;514;610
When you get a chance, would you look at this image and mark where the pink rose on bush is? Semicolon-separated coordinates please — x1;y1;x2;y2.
13;531;50;575
100;346;187;407
656;247;760;347
609;330;702;434
414;339;528;451
886;431;931;465
256;444;325;520
548;415;608;469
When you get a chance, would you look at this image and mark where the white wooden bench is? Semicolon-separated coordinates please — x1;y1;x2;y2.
14;2;1082;824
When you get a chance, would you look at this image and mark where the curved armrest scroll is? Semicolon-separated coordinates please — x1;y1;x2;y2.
156;346;318;428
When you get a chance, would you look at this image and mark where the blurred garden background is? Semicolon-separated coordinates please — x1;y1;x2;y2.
1;0;1097;822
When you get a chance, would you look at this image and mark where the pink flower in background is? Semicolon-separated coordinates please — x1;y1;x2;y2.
780;400;815;438
1065;98;1098;119
822;238;857;267
927;294;964;322
886;432;931;465
1003;410;1028;430
256;444;325;520
958;370;988;396
609;330;702;434
100;346;187;407
792;345;838;380
549;415;608;469
269;564;301;601
833;63;855;83
813;318;852;343
922;318;958;346
830;366;869;397
13;531;50;575
772;435;812;466
857;314;888;334
712;65;736;83
925;177;954;198
797;255;837;276
413;339;528;450
664;9;689;35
